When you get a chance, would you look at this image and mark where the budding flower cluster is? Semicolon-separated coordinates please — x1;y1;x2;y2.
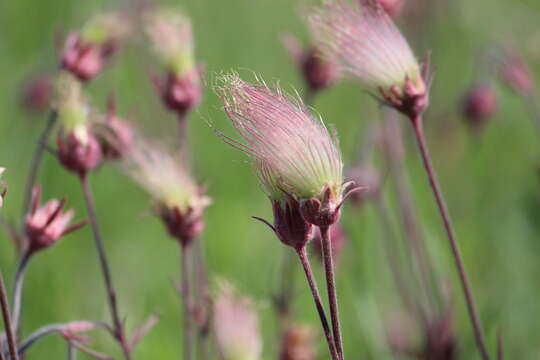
60;12;130;82
309;0;428;118
213;281;262;360
219;74;351;238
53;72;102;177
122;136;210;246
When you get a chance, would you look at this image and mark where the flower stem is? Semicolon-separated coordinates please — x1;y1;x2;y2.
0;272;19;360
295;247;339;360
80;176;131;360
180;244;194;360
22;111;57;219
319;226;344;360
11;251;31;335
410;115;490;360
67;341;77;360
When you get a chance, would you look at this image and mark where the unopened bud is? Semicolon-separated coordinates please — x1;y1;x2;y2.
153;68;202;118
57;128;103;178
462;84;497;129
159;203;206;247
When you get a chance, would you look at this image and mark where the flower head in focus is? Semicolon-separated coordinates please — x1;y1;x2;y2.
60;12;131;82
218;74;352;228
213;281;262;360
144;7;203;119
123;135;210;246
308;0;429;118
24;186;87;254
53;72;102;177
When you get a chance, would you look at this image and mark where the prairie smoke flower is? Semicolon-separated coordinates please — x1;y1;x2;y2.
308;0;429;118
145;8;202;118
60;12;131;82
24;186;86;254
218;74;351;228
123;137;210;246
213;281;262;360
462;84;498;129
53;72;102;177
280;324;318;360
282;34;340;94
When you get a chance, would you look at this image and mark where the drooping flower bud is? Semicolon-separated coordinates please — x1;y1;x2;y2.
122;135;211;247
145;8;202;118
499;53;534;97
218;74;352;228
20;73;53;112
24;186;87;254
54;72;103;177
282;35;340;94
310;223;346;265
378;0;405;18
280;324;318;360
461;84;498;129
308;0;429;118
93;98;134;160
60;12;131;82
213;281;262;360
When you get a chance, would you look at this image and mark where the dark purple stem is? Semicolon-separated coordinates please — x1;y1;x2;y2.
80;176;131;360
411;115;489;360
181;244;193;360
296;247;339;360
22;111;57;219
319;226;344;360
0;272;19;360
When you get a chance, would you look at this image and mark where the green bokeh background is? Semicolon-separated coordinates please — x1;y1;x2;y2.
1;0;540;358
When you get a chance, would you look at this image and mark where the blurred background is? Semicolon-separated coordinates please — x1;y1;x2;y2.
1;0;540;358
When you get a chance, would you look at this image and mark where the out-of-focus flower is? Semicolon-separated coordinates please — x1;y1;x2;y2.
282;34;340;95
24;186;86;254
20;73;53;112
310;223;346;265
378;0;405;18
53;72;102;177
308;0;428;118
346;165;381;206
213;281;262;360
145;8;202;119
462;84;498;129
218;74;351;228
60;12;131;82
499;53;534;96
122;136;210;246
93;98;134;160
280;324;318;360
422;310;457;360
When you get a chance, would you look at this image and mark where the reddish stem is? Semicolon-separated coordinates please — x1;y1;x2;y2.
319;226;344;360
181;244;194;360
296;247;339;360
80;176;131;360
410;115;490;360
0;272;19;360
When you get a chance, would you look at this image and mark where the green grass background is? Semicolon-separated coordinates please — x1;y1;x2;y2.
1;0;540;358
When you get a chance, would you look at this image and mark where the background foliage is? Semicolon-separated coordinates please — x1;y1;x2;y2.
0;0;539;358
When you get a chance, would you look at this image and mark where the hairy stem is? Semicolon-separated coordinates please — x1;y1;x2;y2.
320;226;344;360
181;244;194;360
80;176;131;360
22;111;57;219
295;247;339;360
411;115;490;360
0;272;19;360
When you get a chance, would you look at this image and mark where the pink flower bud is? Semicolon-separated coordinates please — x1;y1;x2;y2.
500;54;534;96
60;34;110;82
159;203;206;247
280;324;318;360
94;100;134;160
153;69;202;118
462;84;497;128
57;128;103;178
20;73;53;112
25;186;86;254
310;223;346;265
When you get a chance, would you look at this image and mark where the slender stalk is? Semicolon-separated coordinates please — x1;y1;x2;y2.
181;244;194;360
0;272;19;360
319;226;344;360
11;252;31;335
295;248;339;360
67;342;77;360
410;115;489;360
22;111;57;219
80;176;131;360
